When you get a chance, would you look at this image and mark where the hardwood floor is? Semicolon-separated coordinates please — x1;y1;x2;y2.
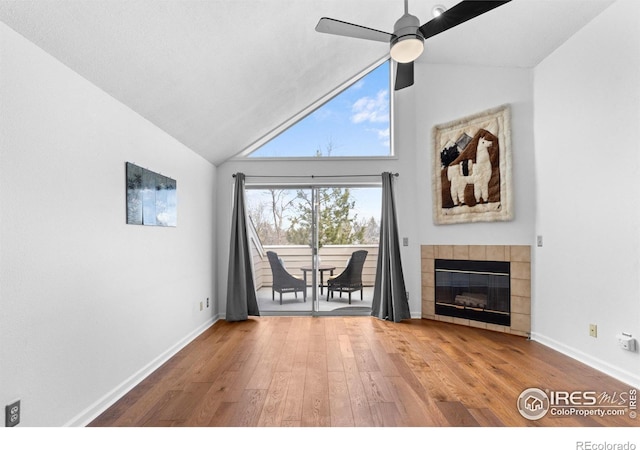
89;317;637;427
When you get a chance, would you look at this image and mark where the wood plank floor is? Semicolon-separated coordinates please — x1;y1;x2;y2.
89;317;638;427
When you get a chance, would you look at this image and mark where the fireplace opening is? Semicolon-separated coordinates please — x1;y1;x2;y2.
435;259;510;326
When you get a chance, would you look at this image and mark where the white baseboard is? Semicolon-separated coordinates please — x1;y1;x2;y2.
531;332;640;389
65;314;220;427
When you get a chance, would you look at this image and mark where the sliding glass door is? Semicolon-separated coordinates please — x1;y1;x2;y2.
245;184;381;315
245;187;314;314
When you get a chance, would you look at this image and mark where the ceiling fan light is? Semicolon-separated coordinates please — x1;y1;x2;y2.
432;5;447;18
390;35;424;63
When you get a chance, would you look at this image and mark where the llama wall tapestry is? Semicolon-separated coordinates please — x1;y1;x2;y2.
432;104;513;225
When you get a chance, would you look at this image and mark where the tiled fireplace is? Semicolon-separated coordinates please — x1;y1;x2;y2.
421;245;531;337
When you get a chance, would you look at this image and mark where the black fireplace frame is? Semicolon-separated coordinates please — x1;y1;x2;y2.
434;259;511;327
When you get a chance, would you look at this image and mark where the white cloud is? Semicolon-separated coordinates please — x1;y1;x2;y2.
351;90;389;124
352;79;365;90
376;127;390;139
312;108;333;121
364;126;390;147
374;127;390;147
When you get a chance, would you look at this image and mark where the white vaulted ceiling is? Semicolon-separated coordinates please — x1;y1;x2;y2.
0;0;615;165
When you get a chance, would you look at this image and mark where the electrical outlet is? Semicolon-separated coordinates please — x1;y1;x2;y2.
589;324;598;338
537;235;543;247
617;333;636;352
5;400;20;427
406;291;410;301
199;301;203;311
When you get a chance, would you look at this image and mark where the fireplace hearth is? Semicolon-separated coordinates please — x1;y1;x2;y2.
421;245;531;337
435;259;510;326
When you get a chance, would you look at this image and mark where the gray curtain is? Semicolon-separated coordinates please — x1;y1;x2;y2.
225;173;260;321
371;172;410;322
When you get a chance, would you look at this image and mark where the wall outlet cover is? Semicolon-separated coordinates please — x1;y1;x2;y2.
5;400;20;427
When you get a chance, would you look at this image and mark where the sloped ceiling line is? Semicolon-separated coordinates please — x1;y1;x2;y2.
0;0;615;165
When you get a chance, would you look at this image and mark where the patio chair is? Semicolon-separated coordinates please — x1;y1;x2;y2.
266;251;307;305
326;250;368;304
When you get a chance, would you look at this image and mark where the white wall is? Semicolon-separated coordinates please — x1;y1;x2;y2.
0;23;217;426
414;64;535;245
533;0;640;387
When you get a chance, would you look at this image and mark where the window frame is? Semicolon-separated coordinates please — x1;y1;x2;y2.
234;57;395;161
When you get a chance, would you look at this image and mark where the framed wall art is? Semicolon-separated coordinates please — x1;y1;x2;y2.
432;104;513;225
126;162;177;227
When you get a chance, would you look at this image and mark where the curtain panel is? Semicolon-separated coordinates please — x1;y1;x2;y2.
371;172;410;322
225;173;260;321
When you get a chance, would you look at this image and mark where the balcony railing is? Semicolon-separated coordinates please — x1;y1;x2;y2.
251;244;379;290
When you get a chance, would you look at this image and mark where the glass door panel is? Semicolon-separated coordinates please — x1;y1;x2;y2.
316;186;381;315
245;188;314;314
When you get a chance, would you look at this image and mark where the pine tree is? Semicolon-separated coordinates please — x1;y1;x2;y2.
286;188;365;246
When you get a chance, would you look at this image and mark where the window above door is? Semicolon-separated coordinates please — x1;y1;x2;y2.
241;59;392;159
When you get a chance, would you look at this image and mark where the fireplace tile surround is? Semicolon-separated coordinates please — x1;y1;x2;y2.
421;245;531;337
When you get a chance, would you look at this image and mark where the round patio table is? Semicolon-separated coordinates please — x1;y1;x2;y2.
299;265;336;295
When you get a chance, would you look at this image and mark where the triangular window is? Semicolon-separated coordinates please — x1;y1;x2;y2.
246;60;391;158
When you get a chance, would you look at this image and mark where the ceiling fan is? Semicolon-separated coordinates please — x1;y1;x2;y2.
315;0;511;91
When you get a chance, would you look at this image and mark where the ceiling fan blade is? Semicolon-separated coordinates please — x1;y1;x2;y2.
394;61;414;91
419;1;511;40
316;17;393;43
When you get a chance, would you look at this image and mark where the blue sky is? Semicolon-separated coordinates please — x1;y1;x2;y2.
249;61;391;158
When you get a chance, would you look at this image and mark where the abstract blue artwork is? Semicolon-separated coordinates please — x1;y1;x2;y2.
126;162;176;227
